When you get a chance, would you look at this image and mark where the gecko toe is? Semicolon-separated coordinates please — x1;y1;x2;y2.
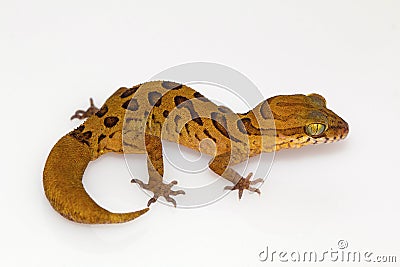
238;189;244;200
131;178;146;188
244;172;253;181
170;189;185;196
248;187;261;195
224;185;234;190
164;196;177;207
167;180;178;188
70;110;86;120
250;178;264;185
147;197;157;207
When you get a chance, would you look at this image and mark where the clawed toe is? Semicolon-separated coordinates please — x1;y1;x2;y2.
170;189;185;196
168;180;178;186
224;185;234;190
147;197;157;207
131;178;145;187
250;178;264;185
164;196;177;207
248;187;261;194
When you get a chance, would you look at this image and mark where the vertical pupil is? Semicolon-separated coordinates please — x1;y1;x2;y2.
316;124;321;133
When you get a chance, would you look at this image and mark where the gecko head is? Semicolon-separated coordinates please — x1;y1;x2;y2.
259;93;349;150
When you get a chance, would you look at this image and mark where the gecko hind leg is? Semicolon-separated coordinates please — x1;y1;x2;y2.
70;98;99;120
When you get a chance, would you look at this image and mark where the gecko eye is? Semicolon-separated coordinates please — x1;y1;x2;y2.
305;123;326;138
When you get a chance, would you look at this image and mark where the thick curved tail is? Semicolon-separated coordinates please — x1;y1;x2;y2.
43;134;149;224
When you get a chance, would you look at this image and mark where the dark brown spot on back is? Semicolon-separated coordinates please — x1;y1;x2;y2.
148;91;162;107
174;95;188;106
194;92;204;98
69;126;90;146
120;85;140;98
195;133;201;141
218;106;231;113
162;81;182;90
260;101;273;120
237;118;261;135
184;123;190;134
192;117;203;126
95;105;108;118
174;96;204;126
194;91;210;102
237;119;247;135
82;131;92;139
203;129;217;142
76;125;85;132
211;112;241;142
211;112;229;138
154;98;162;107
122;99;139;111
163;110;169;118
98;134;106;144
104;116;119;128
174;115;181;124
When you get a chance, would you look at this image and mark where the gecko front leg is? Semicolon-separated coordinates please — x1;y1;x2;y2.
131;134;185;207
209;152;263;199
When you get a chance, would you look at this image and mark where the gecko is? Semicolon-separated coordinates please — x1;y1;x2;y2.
43;81;349;224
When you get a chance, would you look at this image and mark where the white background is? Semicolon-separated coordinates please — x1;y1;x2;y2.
1;1;399;266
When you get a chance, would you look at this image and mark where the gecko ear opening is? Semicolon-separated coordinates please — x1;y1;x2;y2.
308;93;326;107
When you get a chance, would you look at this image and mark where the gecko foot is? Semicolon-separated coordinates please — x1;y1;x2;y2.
224;173;263;199
70;98;99;120
131;179;185;207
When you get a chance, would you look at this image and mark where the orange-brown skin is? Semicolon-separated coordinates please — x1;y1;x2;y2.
43;81;349;224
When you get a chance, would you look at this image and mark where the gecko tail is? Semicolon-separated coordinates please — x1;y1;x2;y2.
43;134;149;224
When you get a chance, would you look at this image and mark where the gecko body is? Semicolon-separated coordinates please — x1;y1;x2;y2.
43;81;349;224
